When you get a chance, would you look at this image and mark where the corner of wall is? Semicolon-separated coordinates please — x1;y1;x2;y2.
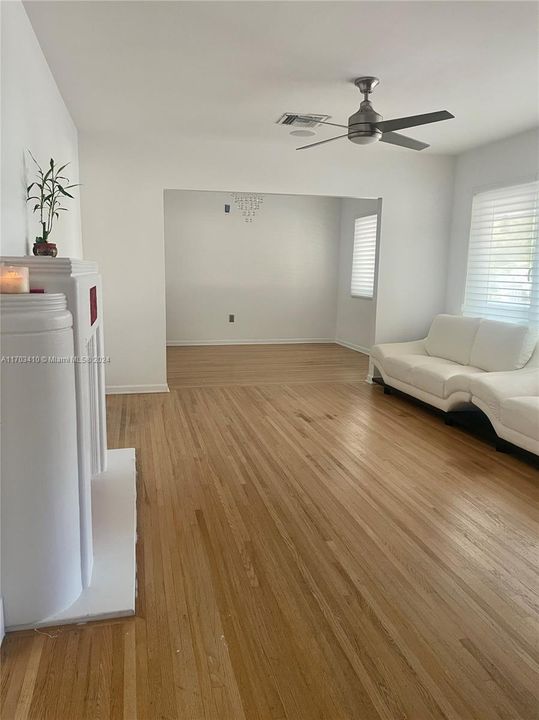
334;197;346;337
0;596;5;646
443;154;459;313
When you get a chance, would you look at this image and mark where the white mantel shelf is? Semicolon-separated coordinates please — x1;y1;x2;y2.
1;256;99;275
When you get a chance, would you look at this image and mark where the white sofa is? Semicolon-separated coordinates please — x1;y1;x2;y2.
470;366;539;455
371;314;539;455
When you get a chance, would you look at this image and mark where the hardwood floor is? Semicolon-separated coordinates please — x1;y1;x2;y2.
166;343;367;387
2;344;538;720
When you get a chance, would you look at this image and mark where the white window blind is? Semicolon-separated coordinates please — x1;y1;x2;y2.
462;180;539;326
351;214;378;298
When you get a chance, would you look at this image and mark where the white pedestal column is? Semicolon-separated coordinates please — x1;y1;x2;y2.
1;294;82;627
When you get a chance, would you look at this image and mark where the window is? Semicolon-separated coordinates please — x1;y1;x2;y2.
462;180;539;325
351;214;378;298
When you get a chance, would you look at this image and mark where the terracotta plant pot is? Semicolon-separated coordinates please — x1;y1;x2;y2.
33;242;58;257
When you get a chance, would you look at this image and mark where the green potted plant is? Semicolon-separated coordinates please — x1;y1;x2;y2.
26;151;79;257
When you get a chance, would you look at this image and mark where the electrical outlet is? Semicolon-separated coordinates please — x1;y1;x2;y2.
229;314;235;323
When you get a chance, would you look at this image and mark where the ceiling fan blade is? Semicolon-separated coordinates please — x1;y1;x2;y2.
375;110;454;133
296;117;349;129
379;131;429;151
296;134;348;151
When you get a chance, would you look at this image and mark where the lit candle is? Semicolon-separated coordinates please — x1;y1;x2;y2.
0;266;30;293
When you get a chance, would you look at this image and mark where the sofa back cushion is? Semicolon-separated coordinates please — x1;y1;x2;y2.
469;320;538;371
425;314;481;365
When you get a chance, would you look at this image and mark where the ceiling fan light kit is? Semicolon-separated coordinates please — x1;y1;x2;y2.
295;76;454;152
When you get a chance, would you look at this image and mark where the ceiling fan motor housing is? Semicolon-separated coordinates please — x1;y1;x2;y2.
348;99;382;145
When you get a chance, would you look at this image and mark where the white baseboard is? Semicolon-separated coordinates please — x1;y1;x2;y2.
335;339;371;355
167;338;335;346
106;384;169;395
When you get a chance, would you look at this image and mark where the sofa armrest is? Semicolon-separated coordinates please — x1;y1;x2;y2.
371;339;427;365
470;368;539;420
470;367;539;402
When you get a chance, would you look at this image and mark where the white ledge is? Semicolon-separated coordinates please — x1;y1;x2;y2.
0;257;99;276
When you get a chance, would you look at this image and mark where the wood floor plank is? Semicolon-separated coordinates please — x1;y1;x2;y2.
1;344;537;719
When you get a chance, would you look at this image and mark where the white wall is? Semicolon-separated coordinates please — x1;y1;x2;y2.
0;0;83;645
0;1;81;258
446;128;539;314
335;198;381;352
164;190;340;344
374;166;455;344
80;134;454;390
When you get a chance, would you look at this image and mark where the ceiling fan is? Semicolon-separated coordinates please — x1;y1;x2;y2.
296;77;454;151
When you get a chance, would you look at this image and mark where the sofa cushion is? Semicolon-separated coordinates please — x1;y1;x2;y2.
411;361;484;399
425;314;480;365
371;339;427;366
383;354;433;384
500;397;539;441
470;320;538;372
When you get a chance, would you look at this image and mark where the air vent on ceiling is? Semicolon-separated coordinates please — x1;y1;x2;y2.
276;113;330;128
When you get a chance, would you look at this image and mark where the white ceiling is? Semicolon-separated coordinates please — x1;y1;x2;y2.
25;1;539;155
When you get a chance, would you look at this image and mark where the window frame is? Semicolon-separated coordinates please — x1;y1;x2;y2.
462;178;539;325
350;212;379;300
